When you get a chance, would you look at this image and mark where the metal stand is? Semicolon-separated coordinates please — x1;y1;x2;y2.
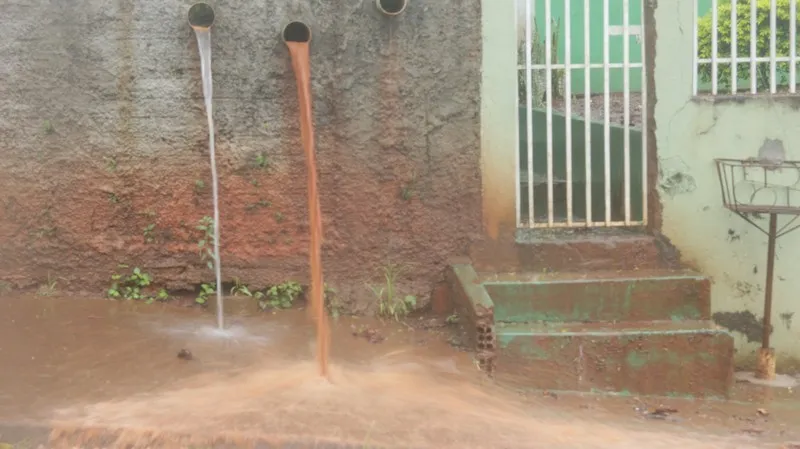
716;158;800;380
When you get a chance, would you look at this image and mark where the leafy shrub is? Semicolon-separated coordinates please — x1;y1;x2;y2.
255;281;302;310
697;0;800;91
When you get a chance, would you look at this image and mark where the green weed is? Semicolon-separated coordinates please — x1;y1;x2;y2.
107;265;165;303
325;284;344;319
255;152;270;169
104;155;118;172
196;216;216;270
273;211;285;223
245;198;271;212
194;179;206;193
367;263;417;321
196;282;216;305
446;313;460;324
255;281;302;310
0;281;13;296
42;120;55;135
37;273;59;296
143;223;156;243
230;277;253;297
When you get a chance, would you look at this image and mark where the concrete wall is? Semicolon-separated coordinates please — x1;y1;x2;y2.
0;0;483;310
654;1;800;368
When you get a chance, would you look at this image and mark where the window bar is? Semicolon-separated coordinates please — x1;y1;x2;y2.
641;0;648;225
751;0;758;94
545;0;554;227
692;0;699;95
731;0;738;94
711;0;719;94
525;0;535;225
565;0;573;226
623;0;631;224
603;0;611;225
792;0;797;93
770;0;777;93
584;0;592;226
514;0;521;226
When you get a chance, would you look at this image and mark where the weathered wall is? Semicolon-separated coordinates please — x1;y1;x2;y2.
654;1;800;366
0;0;483;311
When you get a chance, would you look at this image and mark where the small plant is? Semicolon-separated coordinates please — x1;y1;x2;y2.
143;223;155;243
194;179;206;192
245;198;271;212
446;313;460;325
273;211;285;223
255;152;270;169
108;192;120;204
230;277;253;297
104;155;118;172
367;263;417;321
256;281;302;310
697;0;800;91
250;178;260;187
42;120;55;135
107;266;153;301
400;172;418;201
325;284;343;319
37;273;59;296
34;226;57;239
196;216;216;270
157;288;170;301
196;282;216;305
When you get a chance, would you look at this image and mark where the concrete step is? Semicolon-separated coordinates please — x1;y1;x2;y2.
470;229;680;273
493;320;734;398
481;269;710;324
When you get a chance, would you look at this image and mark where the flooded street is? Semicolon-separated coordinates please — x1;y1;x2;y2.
0;295;798;448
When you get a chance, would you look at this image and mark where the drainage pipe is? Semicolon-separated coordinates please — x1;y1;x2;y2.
376;0;408;16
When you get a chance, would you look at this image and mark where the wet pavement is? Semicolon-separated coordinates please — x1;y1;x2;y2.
0;294;799;448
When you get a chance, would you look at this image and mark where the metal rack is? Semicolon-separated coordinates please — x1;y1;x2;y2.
715;158;800;379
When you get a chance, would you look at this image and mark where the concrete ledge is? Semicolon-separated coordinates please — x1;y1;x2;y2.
495;320;735;398
483;270;711;323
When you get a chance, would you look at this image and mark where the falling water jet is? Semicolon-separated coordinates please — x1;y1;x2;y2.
283;21;330;378
189;3;225;330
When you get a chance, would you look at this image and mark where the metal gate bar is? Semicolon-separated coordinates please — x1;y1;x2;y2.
517;0;648;228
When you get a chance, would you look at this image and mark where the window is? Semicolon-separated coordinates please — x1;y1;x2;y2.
694;0;800;95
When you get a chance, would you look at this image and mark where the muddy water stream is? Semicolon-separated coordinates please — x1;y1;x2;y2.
192;24;224;330
284;23;330;377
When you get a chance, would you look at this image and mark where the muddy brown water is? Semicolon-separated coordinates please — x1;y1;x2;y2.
285;27;330;378
1;295;800;448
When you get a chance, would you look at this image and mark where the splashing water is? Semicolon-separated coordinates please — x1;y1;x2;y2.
193;28;224;330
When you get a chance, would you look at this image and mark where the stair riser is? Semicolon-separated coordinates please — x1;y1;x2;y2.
486;277;710;323
495;331;734;397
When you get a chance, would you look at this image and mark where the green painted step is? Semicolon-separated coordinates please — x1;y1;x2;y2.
494;320;734;398
481;270;710;324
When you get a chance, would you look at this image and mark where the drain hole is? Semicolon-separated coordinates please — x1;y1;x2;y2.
376;0;408;15
188;3;215;28
282;22;311;43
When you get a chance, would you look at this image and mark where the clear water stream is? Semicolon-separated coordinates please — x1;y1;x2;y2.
192;28;224;330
